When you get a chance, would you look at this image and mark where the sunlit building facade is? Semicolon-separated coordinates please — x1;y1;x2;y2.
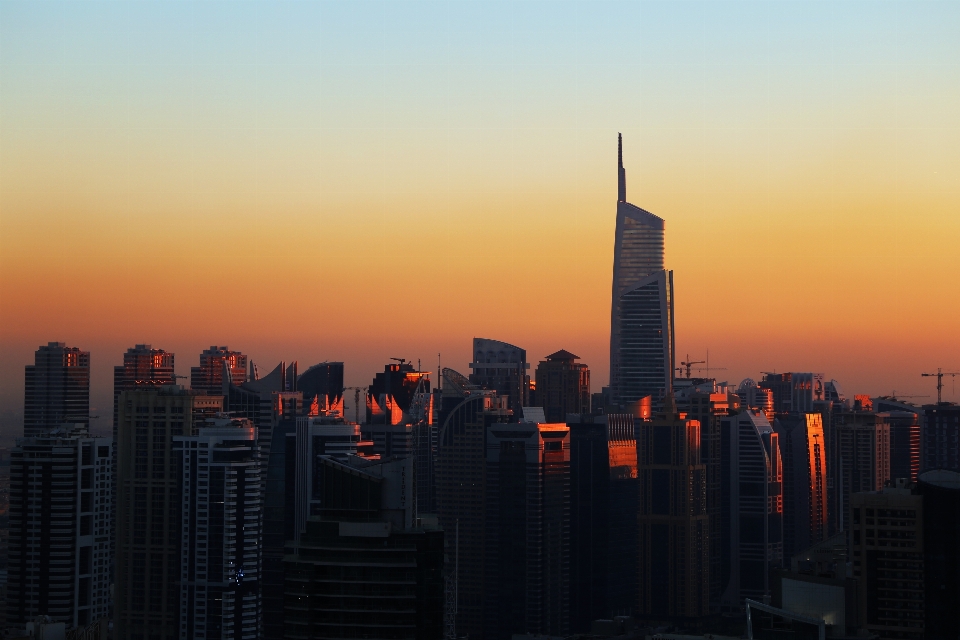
774;413;829;559
190;345;248;395
609;134;667;407
24;342;90;437
297;361;344;415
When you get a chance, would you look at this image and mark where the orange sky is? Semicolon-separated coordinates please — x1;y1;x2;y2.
2;1;959;434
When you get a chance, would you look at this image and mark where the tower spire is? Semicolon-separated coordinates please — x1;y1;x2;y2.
618;133;626;202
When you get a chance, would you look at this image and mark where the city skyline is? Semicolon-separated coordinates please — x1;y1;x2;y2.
2;0;960;431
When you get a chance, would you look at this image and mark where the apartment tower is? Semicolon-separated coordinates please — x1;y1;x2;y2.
23;342;90;437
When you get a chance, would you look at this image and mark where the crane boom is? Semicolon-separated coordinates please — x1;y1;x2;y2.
921;368;960;404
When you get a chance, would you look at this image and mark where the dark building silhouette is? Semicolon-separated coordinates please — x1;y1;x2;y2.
883;412;920;483
113;386;222;640
469;338;530;413
568;413;638;631
609;134;667;408
834;408;891;533
434;368;511;639
113;345;176;430
262;417;299;640
917;469;960;640
637;396;709;623
850;479;924;640
774;413;829;560
759;372;826;415
298;361;344;414
719;410;783;609
536;350;590;422
189;345;247;395
484;421;570;639
7;429;112;628
282;455;443;639
921;403;960;473
24;342;90;437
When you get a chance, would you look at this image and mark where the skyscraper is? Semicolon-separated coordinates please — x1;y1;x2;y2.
468;338;530;413
23;342;90;437
917;469;960;640
637;396;709;623
483;421;570;639
297;361;345;415
774;413;829;559
609;135;671;408
921;402;960;473
190;345;247;395
834;408;891;533
113;345;176;431
535;350;591;422
7;428;112;628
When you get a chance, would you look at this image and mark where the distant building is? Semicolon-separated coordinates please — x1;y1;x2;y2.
484;421;570;639
113;345;176;432
760;373;826;415
719;409;783;609
535;350;590;422
609;134;668;409
282;455;444;639
113;386;222;640
736;378;775;423
774;413;829;560
834;409;891;533
24;342;90;437
916;469;960;640
434;368;511;639
468;338;530;413
850;479;924;640
921;403;960;473
297;361;345;415
173;418;261;639
7;428;111;628
190;345;247;395
637;396;709;623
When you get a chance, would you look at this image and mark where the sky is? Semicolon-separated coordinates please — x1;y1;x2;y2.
1;0;959;435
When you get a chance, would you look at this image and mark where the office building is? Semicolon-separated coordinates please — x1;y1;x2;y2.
921;403;960;472
834;409;891;533
297;361;344;415
535;350;590;422
190;345;247;395
917;469;960;640
850;479;924;640
468;338;530;413
484;421;570;639
774;413;829;560
760;373;826;415
173;418;261;639
283;455;444;639
24;342;90;437
736;378;775;423
609;134;668;408
114;386;222;640
7;428;111;628
637;396;709;623
677;381;739;611
568;412;639;631
434;368;511;639
617;269;675;410
719;410;783;609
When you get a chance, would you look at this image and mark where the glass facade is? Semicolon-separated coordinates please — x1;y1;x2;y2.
617;270;675;408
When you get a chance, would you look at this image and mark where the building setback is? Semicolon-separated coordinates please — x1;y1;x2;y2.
7;429;112;628
24;342;90;437
173;418;261;639
637;396;709;624
535;350;590;422
484;421;570;640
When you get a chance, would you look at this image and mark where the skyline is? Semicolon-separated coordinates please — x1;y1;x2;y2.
2;0;960;433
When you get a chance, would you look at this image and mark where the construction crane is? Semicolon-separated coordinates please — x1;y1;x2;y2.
343;386;366;424
677;354;706;379
888;391;929;401
921;368;960;405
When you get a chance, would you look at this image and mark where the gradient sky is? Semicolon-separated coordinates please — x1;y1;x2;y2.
2;0;959;435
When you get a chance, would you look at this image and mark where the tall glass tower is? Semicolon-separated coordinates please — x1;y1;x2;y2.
610;134;674;407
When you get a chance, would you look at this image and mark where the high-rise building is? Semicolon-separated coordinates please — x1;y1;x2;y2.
920;403;960;473
113;386;222;640
468;338;530;413
883;411;920;483
917;469;960;640
7;428;112;628
637;396;709;623
609;135;667;409
173;418;261;639
760;373;826;415
568;412;639;631
774;413;829;559
719;410;783;609
617;269;675;410
297;361;345;415
483;421;570;640
535;350;590;422
190;345;247;395
736;378;775;423
282;455;444;639
834;409;891;533
434;368;511;639
24;342;90;437
850;479;924;640
113;345;176;431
